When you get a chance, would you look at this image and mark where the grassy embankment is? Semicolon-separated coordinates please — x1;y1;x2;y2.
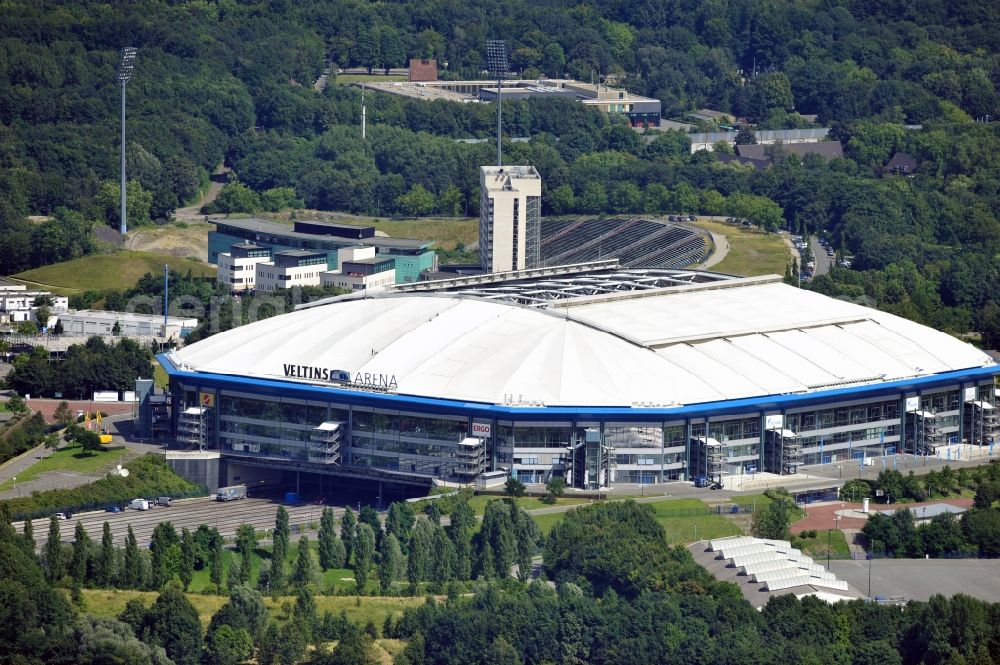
12;251;216;296
693;218;791;276
0;443;133;491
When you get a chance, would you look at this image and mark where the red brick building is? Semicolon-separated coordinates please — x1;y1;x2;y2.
408;58;437;82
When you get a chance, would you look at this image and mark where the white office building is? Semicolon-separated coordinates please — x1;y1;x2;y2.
0;281;69;327
216;242;272;292
321;257;396;292
255;250;328;292
479;165;542;274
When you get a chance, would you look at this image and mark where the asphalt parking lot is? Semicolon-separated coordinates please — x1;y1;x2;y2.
832;559;1000;603
14;496;342;549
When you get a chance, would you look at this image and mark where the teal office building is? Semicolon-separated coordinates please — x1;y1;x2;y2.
208;218;436;284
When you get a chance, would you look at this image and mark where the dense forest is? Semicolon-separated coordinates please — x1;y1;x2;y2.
1;0;999;340
5;498;998;665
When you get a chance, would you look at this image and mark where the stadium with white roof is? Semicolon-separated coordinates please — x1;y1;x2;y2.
159;263;999;489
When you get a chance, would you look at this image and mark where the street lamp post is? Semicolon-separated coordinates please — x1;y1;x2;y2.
117;47;138;235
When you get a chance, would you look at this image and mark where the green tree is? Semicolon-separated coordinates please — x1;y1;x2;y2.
353;523;376;593
378;533;403;594
430;525;455;584
292;535;318;589
208;583;270;642
475;501;517;579
396;184;436;216
204;624;253;665
96;521;117;587
20;518;35;560
5;393;27;415
751;497;793;540
235;523;257;585
359;505;382;544
293;585;318;644
483;637;521;665
94;179;153;228
43;515;64;583
213;181;261;214
437;185;463;217
70;520;92;585
341;507;357;565
315;625;377;665
386;502;415;549
577;181;607;214
260;187;302;212
545;476;566;503
447;498;475;581
149;522;180;589
318;506;345;570
505;476;525;498
271;506;290;593
847;122;906;167
273;506;290;555
179;527;195;591
142;584;203;665
735;124;757;145
53;400;72;428
407;519;434;584
209;528;224;587
121;525;145;589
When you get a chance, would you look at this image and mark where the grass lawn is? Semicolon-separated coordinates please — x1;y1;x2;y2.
519;497;743;543
694;219;790;276
369;217;477;249
153;364;169;390
0;444;131;491
729;494;772;509
465;494;589;516
78;588;425;630
12;251;216;295
792;529;852;559
645;498;743;544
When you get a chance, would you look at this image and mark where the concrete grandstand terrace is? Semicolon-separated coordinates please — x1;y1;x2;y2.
688;539;863;608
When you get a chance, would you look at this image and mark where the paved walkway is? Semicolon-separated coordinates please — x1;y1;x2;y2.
792;498;973;536
701;231;731;268
0;413;165;500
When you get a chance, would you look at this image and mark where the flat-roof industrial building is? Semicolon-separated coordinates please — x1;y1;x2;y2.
158;267;999;490
363;78;661;127
208;218;436;284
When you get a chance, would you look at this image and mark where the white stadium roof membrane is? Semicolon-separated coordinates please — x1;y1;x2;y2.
169;274;995;408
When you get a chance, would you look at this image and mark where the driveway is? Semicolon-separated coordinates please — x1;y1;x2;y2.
809;236;834;276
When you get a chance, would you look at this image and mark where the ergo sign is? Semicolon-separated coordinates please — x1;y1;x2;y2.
472;422;492;437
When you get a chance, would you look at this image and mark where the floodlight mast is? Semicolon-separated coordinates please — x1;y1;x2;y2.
486;40;508;167
117;47;137;235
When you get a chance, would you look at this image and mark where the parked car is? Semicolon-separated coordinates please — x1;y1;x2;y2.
105;505;122;513
693;475;710;488
710;481;724;490
53;512;72;520
155;496;172;507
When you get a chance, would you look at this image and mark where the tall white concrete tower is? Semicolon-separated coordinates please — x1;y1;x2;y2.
479;165;542;274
